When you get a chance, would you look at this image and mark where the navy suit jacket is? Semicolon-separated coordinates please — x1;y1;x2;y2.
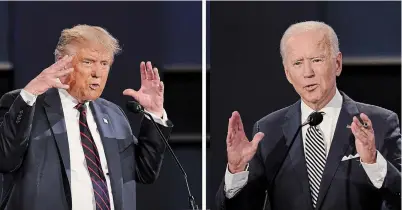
216;92;401;210
0;88;173;210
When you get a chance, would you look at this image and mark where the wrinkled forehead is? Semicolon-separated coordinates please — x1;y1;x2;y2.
66;41;114;61
284;30;331;59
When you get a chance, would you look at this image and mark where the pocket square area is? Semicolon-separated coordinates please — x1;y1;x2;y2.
341;153;360;161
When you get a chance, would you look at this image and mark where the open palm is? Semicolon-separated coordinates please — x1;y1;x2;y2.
227;111;264;173
123;61;164;117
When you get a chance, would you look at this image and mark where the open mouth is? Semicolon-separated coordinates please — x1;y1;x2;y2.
89;84;100;90
304;84;318;91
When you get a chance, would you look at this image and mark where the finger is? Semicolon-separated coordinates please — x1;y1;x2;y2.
159;81;164;93
153;67;160;81
251;132;265;148
227;118;233;145
53;68;74;78
53;81;70;90
228;113;237;135
354;114;369;129
232;111;244;132
353;116;366;129
350;122;363;142
45;55;67;72
360;113;372;128
351;121;369;144
352;116;362;127
49;55;73;72
123;88;140;101
353;116;370;136
351;121;364;137
146;61;154;80
140;61;146;80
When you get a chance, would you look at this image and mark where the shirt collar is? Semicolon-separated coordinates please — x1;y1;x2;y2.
58;88;88;109
301;88;343;124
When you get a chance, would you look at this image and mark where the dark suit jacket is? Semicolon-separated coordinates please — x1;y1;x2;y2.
0;88;173;210
216;92;401;210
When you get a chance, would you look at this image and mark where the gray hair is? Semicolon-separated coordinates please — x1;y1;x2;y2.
54;24;121;60
280;21;339;60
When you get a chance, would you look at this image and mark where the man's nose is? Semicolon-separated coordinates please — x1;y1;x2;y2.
91;67;102;78
303;62;315;78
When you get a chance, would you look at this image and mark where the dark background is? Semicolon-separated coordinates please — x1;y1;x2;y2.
208;1;401;209
0;1;201;210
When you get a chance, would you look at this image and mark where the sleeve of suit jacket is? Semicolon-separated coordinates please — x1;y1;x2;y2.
134;116;173;184
0;90;35;173
216;121;269;210
117;106;173;184
379;112;401;209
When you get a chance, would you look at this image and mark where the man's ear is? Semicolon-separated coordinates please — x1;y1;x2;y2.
335;52;342;77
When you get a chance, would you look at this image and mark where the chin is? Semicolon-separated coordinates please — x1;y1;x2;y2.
303;92;322;104
82;91;102;101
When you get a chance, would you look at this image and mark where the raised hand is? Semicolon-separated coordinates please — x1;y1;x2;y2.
123;61;164;118
23;55;74;95
350;113;377;164
227;111;265;173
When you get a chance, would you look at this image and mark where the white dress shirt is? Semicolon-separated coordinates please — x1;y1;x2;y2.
224;88;387;198
20;88;168;210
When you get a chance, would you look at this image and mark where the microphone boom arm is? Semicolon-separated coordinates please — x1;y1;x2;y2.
266;112;322;210
135;105;199;210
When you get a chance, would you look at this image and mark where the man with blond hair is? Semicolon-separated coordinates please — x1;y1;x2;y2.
216;21;401;210
0;24;172;210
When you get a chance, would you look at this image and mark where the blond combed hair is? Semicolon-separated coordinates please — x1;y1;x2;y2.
280;21;340;60
54;24;122;59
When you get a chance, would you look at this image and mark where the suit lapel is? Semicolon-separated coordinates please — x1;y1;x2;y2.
90;101;123;210
315;93;359;210
43;88;71;184
282;101;314;209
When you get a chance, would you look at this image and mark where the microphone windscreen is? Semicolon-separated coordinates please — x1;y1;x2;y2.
308;112;324;126
126;101;143;114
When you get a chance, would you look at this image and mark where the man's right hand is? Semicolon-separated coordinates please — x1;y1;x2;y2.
227;111;264;174
23;55;74;96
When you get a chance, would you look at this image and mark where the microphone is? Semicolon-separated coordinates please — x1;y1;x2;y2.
265;111;324;209
126;101;199;210
307;111;324;127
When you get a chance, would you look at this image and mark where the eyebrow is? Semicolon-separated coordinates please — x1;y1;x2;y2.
82;58;96;62
309;55;326;59
292;55;326;61
82;57;111;63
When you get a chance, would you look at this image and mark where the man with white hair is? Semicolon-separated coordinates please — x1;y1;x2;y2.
216;21;401;210
0;24;172;210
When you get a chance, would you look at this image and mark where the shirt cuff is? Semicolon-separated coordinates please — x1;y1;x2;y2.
361;151;387;189
20;89;37;106
224;164;249;199
143;109;169;127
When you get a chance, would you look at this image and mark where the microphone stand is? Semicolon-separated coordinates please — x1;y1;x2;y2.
265;120;309;210
265;111;324;210
140;110;199;210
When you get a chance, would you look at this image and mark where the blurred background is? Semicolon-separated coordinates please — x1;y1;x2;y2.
208;1;401;209
0;1;201;210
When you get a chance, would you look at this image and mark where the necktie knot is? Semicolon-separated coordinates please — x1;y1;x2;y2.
75;103;86;113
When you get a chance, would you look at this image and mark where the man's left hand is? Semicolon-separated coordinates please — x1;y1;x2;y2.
123;61;164;118
350;113;376;164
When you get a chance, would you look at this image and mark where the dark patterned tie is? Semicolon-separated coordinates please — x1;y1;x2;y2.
75;103;111;210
